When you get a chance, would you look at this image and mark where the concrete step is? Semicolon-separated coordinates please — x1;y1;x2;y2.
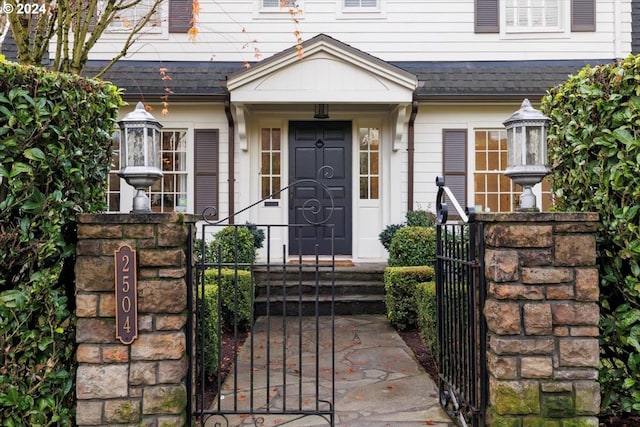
254;280;385;297
254;295;386;316
252;263;387;316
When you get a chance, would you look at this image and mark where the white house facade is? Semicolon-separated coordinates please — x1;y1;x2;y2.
39;0;636;262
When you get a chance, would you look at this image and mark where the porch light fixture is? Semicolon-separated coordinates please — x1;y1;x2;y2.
503;98;551;212
117;101;163;213
313;104;329;119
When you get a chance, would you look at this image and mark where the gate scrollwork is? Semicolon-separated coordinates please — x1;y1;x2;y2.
201;168;335;226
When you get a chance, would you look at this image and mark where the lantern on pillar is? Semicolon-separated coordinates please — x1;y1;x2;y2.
117;102;163;213
503;99;551;211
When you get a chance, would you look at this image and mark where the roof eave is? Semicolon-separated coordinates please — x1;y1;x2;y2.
415;93;549;103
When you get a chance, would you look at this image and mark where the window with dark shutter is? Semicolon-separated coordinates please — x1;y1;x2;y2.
475;0;499;33
194;129;219;218
169;0;193;33
476;0;595;33
443;129;468;218
571;0;596;32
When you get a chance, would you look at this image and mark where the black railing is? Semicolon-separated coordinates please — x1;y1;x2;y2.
435;177;487;427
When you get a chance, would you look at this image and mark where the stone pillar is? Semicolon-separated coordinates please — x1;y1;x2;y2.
75;213;195;427
478;212;600;427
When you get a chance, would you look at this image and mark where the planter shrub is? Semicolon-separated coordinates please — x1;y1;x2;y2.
384;266;435;330
0;59;122;425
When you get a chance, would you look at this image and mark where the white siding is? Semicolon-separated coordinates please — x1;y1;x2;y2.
89;0;631;62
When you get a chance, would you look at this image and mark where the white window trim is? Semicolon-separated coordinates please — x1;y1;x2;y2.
500;0;569;38
254;0;305;20
104;0;168;39
336;0;386;20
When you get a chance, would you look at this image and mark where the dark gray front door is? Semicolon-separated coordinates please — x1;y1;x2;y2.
289;121;352;255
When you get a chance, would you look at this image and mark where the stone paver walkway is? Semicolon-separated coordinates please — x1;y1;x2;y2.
206;315;456;427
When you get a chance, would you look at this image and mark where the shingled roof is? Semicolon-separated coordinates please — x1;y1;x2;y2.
84;60;246;101
393;59;611;101
86;58;610;102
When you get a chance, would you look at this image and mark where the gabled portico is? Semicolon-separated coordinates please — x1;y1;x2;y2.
226;34;417;261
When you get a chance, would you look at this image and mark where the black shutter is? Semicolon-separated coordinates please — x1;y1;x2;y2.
633;0;640;53
571;0;596;32
443;129;468;218
169;0;193;33
194;129;219;217
475;0;499;33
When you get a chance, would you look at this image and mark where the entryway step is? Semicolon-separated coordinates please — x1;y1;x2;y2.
252;263;387;316
254;295;386;316
254;281;385;297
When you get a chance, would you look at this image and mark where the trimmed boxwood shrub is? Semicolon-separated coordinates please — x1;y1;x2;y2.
384;266;435;330
378;210;436;250
204;268;253;332
0;60;122;425
209;226;257;269
415;281;438;357
199;282;220;378
541;55;640;415
201;268;252;377
388;226;437;267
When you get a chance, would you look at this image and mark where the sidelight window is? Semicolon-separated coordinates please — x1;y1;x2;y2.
359;127;379;200
261;128;282;199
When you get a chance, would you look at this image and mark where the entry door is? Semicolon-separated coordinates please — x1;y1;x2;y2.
289;121;352;255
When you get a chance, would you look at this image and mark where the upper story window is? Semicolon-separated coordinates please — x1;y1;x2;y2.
108;0;162;33
263;0;296;6
257;0;303;18
505;0;561;32
344;0;378;7
338;0;384;19
475;0;595;34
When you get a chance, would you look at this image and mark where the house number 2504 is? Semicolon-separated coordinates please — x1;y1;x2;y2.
115;244;138;345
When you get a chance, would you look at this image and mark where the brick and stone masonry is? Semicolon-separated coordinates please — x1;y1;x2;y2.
477;212;600;427
75;213;195;427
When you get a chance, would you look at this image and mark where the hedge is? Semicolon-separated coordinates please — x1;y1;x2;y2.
388;226;437;267
541;55;640;415
0;59;122;425
384;266;435;330
415;281;438;357
201;268;253;377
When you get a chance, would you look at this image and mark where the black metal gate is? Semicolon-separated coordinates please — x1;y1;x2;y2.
187;180;336;427
434;177;487;427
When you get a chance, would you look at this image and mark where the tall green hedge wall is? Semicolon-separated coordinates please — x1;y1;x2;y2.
541;55;640;415
0;59;122;425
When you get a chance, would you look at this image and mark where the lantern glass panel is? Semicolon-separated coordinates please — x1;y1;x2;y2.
128;127;145;167
507;126;524;167
525;125;543;165
147;128;160;169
